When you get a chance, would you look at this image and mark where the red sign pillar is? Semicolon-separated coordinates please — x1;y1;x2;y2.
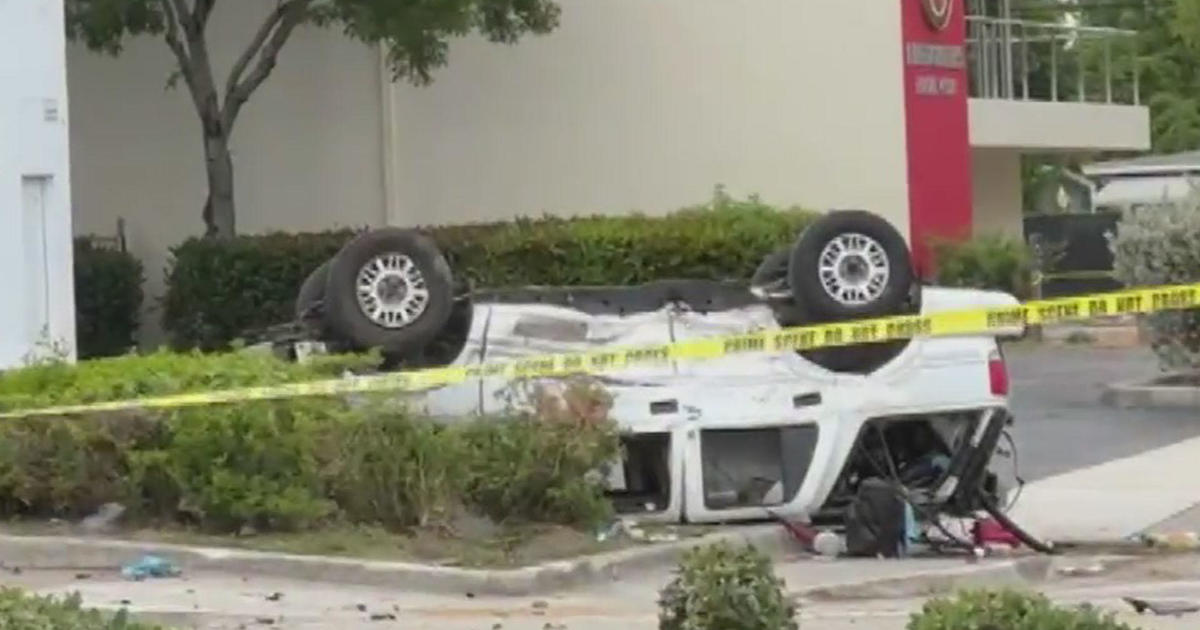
900;0;973;278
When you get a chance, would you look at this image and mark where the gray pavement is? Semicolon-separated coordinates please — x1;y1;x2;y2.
1004;343;1200;482
13;555;1200;630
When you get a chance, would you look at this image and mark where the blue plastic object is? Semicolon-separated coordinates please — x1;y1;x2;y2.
121;555;181;580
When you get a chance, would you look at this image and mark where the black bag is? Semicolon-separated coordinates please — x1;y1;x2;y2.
844;478;907;558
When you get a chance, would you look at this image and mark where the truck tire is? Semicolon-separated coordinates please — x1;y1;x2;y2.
789;210;915;322
295;260;330;325
784;211;920;374
323;228;455;355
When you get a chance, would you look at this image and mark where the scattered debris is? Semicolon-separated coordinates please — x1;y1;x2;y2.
597;518;683;544
80;502;126;534
812;530;845;557
1142;531;1200;550
766;510;816;547
1057;563;1105;577
1124;597;1200;616
121;555;181;581
647;530;678;543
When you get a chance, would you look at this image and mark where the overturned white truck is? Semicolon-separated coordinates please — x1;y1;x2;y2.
283;210;1026;541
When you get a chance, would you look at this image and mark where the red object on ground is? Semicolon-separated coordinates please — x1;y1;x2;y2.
973;517;1022;547
767;510;817;547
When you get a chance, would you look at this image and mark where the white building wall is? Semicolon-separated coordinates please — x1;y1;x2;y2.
69;0;910;345
0;0;77;367
969;99;1150;152
384;0;912;232
68;3;387;342
971;148;1023;238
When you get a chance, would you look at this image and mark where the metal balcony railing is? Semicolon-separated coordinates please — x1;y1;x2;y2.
967;16;1140;105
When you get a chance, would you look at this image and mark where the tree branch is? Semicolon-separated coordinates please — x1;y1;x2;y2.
160;0;222;138
225;1;290;102
168;0;194;32
192;0;217;30
158;0;189;64
158;0;207;116
221;0;312;132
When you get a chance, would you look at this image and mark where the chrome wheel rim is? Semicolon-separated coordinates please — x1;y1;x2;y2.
355;253;429;328
817;232;890;306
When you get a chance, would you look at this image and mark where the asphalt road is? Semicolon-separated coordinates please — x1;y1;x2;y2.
1004;343;1200;482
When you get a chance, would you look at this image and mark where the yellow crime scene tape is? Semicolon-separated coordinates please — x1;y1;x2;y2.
4;282;1199;420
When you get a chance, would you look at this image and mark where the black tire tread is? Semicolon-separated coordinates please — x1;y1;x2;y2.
323;228;454;355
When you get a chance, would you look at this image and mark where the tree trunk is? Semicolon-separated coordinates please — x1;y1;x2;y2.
202;133;236;239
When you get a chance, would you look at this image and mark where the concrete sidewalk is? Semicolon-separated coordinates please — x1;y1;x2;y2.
4;554;1145;630
1008;434;1200;543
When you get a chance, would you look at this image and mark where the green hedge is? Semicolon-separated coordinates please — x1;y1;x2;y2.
0;589;162;630
74;238;144;359
0;351;619;532
908;589;1136;630
0;349;377;413
162;191;815;350
0;402;617;533
931;234;1034;300
659;542;797;630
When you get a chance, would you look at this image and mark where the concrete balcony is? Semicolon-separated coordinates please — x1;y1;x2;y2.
966;15;1150;152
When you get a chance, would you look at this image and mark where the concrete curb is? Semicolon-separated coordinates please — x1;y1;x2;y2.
0;526;797;597
1101;377;1200;409
796;554;1150;602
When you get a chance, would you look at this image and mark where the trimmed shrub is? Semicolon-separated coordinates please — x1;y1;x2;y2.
137;400;346;532
162;190;815;350
1108;196;1200;371
0;348;378;413
330;408;468;529
74;238;144;359
0;414;163;519
459;378;618;527
460;416;618;528
0;588;163;630
907;589;1135;630
0;352;621;533
658;542;798;630
163;229;356;351
930;234;1034;299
